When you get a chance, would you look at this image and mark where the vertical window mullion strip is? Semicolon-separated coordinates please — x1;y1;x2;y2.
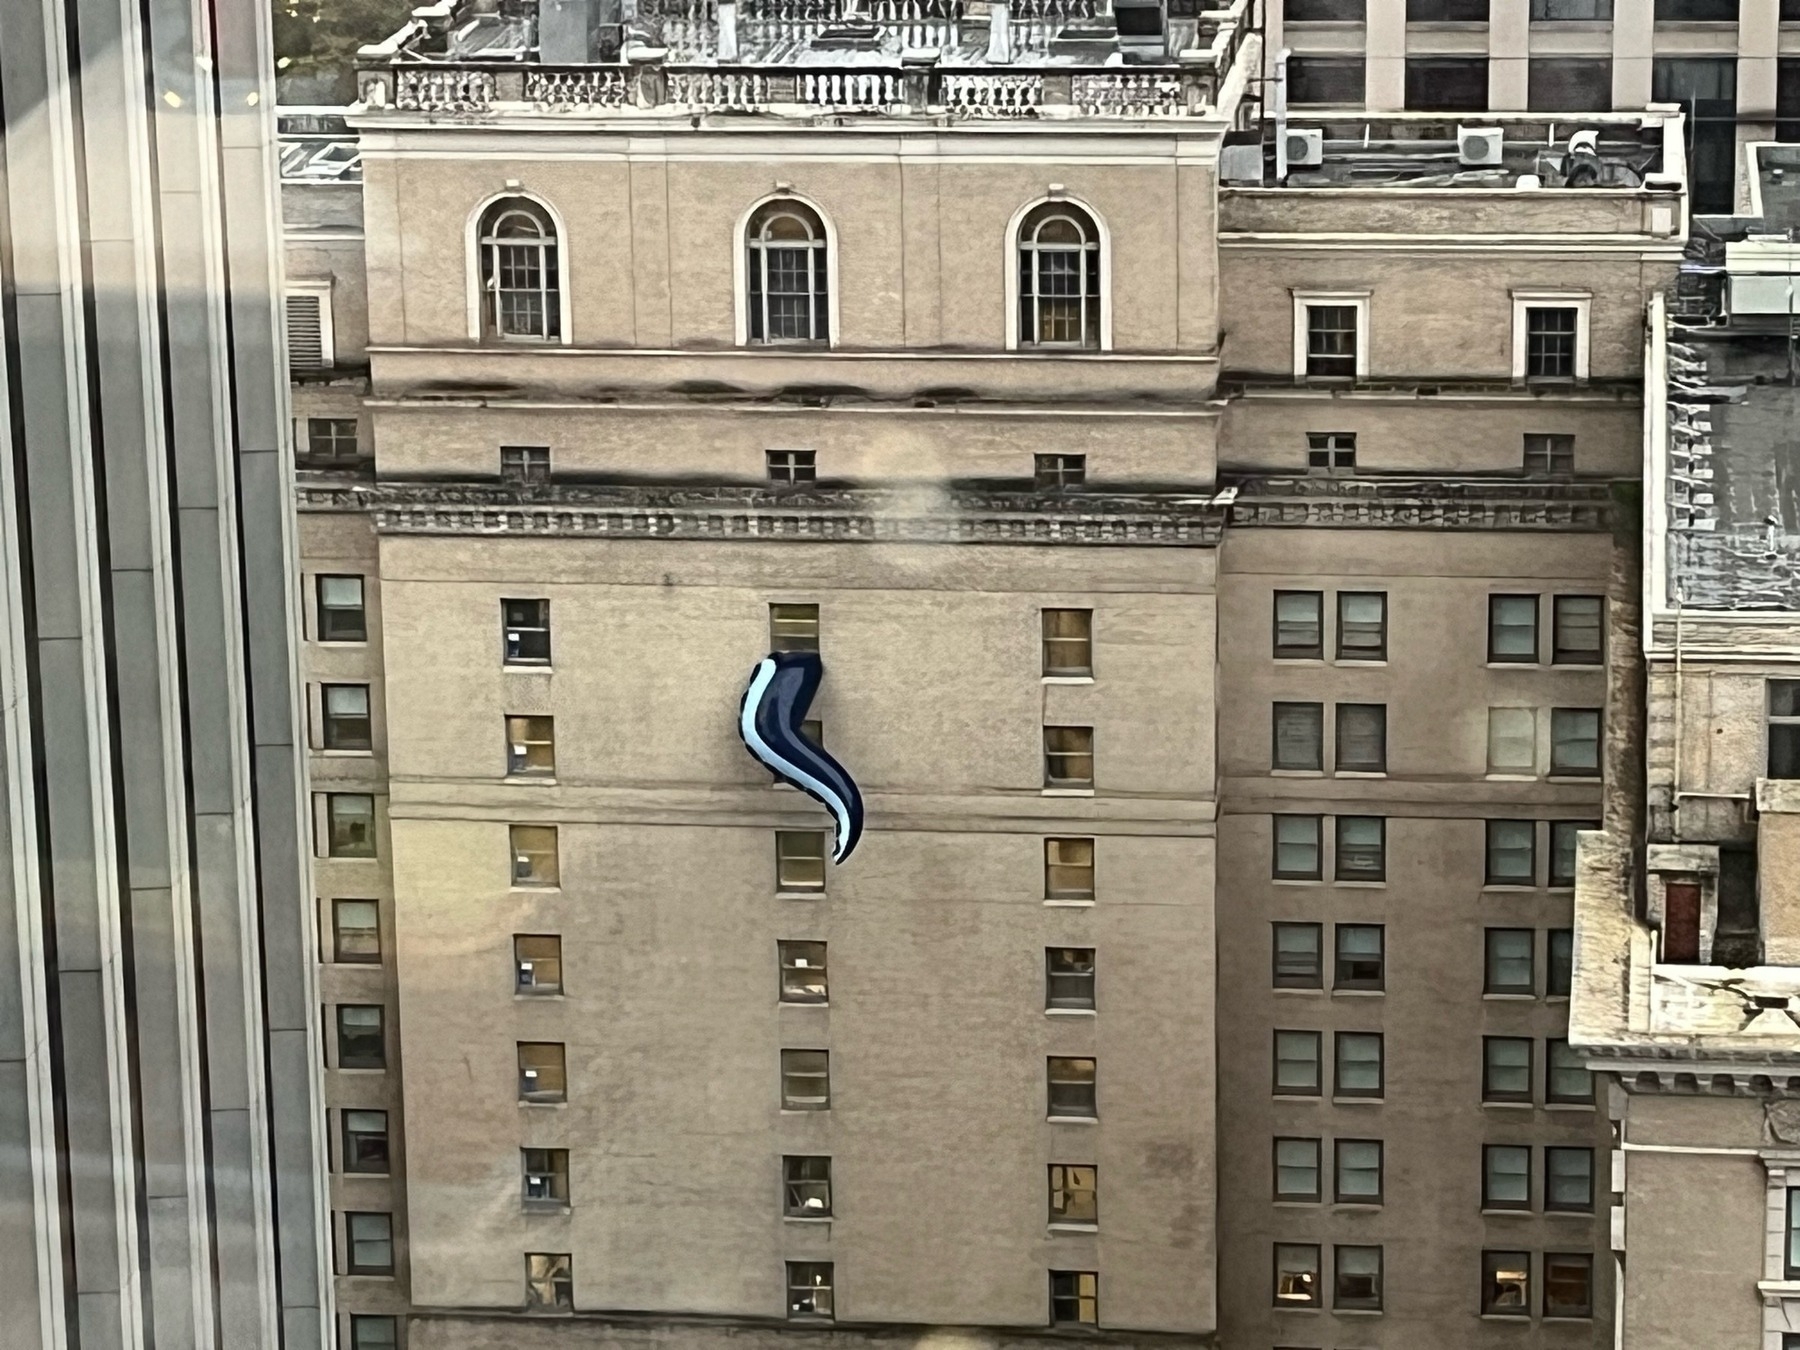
813;243;828;343
748;243;763;341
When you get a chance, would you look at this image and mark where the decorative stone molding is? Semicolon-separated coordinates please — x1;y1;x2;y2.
1225;478;1615;531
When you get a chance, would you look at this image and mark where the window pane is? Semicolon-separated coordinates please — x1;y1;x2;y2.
502;598;552;664
1484;1037;1532;1101
1529;58;1613;111
1544;1253;1593;1318
1045;837;1095;900
1043;609;1093;676
1487;820;1537;885
1547;1039;1593;1102
518;1042;567;1100
777;831;827;892
1405;57;1489;112
1489;595;1539;661
336;1005;384;1069
510;824;559;887
1335;1032;1383;1096
1274;814;1322;879
332;900;380;963
1335;1139;1382;1203
1049;1163;1098;1223
1335;703;1386;772
345;1212;393;1274
1275;1137;1321;1200
1553;595;1604;664
1274;591;1324;658
1044;726;1095;788
1288;56;1366;105
326;793;376;857
780;940;830;1004
1334;924;1384;990
1548;928;1574;996
1334;1244;1382;1311
1526;306;1579;379
1484;1250;1531;1315
1274;1244;1321;1306
1046;947;1096;1010
1047;1056;1097;1117
316;574;366;641
350;1316;398;1350
1551;708;1601;775
1546;1147;1593;1211
781;1049;831;1110
1488;707;1537;774
1049;1269;1098;1324
1551;821;1592;887
1273;702;1324;770
343;1109;389;1174
1484;1145;1531;1209
1275;1030;1321;1094
1305;305;1358;378
1273;923;1323;988
505;715;556;775
1337;592;1386;660
769;603;820;653
785;1156;833;1217
1335;815;1385;881
1485;928;1535;994
1533;0;1612;15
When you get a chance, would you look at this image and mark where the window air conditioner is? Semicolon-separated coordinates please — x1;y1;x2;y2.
523;1068;539;1085
1285;128;1323;169
1457;126;1504;167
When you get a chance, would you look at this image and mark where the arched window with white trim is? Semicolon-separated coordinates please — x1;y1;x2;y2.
479;199;560;341
1017;202;1101;349
745;200;829;345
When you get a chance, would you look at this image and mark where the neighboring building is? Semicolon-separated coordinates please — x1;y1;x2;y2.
1;3;330;1350
1267;0;1800;214
283;2;1694;1347
1571;140;1800;1350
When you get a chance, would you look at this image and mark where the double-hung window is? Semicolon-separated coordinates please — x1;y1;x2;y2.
1513;294;1589;382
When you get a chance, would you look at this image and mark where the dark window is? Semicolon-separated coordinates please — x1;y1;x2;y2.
1335;703;1386;772
1483;1250;1531;1315
479;200;559;339
1529;59;1612;111
1273;922;1324;988
305;417;360;459
1656;0;1737;17
1334;924;1384;991
1334;1031;1383;1098
1483;1036;1533;1102
1483;1145;1531;1210
1786;0;1800;18
746;201;830;345
1533;0;1612;15
1787;1190;1800;1278
769;602;820;653
1335;816;1385;882
526;1253;574;1310
518;1041;567;1101
1049;1164;1098;1224
1274;1244;1322;1306
1045;837;1095;900
523;1148;570;1205
1546;1147;1594;1212
1288;0;1365;16
780;940;829;1005
1049;1270;1098;1325
1307;431;1357;473
1048;1056;1097;1117
1489;594;1539;662
1546;1039;1593;1103
1018;203;1102;349
342;1109;389;1174
325;793;375;858
1664;881;1702;963
1782;60;1800;143
1274;1030;1322;1095
1044;726;1095;789
1544;1253;1593;1318
1334;1245;1383;1311
1485;928;1535;994
1550;708;1602;776
1553;596;1604;664
1274;1137;1321;1201
1526;307;1579;379
332;899;380;964
1771;681;1800;777
1288;57;1367;106
1337;592;1386;660
1548;928;1574;996
335;1005;384;1069
1524;433;1576;475
1653;58;1738;213
316;575;366;641
766;449;816;484
1551;821;1594;887
502;599;551;664
1043;609;1093;677
1408;0;1487;16
343;1212;393;1275
1405;57;1489;111
500;445;550;483
1274;814;1323;879
1046;947;1096;1010
349;1316;398;1350
1035;453;1087;489
1274;590;1324;658
1335;1139;1382;1203
1305;305;1359;378
785;1156;832;1217
1273;702;1324;770
320;684;371;751
1486;820;1537;886
782;1049;831;1111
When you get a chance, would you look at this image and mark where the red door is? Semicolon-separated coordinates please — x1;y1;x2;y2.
1664;883;1701;963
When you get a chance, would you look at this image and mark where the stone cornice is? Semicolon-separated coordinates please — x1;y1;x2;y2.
296;480;1230;546
1224;477;1617;531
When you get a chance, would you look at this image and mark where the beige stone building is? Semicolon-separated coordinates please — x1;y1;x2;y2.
279;5;1692;1347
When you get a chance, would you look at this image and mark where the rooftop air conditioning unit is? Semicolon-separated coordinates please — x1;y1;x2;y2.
1285;128;1323;169
1458;126;1504;167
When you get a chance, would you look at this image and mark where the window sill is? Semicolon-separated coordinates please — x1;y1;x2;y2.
1332;988;1384;998
779;1000;830;1010
780;1107;831;1115
1273;656;1325;665
510;884;561;894
522;1201;572;1214
333;1066;387;1075
317;749;375;758
1271;769;1326;778
504;663;554;671
1047;1222;1099;1233
1042;675;1095;685
1545;1101;1596;1112
342;1169;391;1179
1042;788;1096;797
1046;1115;1098;1125
1044;898;1095;908
776;891;826;901
314;639;370;648
784;1215;832;1225
1546;994;1570;1004
1544;1208;1594;1218
514;992;566;1001
1332;1307;1383;1316
1046;1008;1097;1017
1332;658;1387;668
1332;878;1386;889
1332;1201;1382;1211
1273;1303;1321;1314
1482;885;1537;894
1479;1313;1531;1321
1332;1096;1384;1105
1333;771;1388;780
1481;1207;1533;1217
504;776;559;785
519;1099;568;1108
1273;1199;1321;1207
1485;661;1542;670
1483;993;1535;1001
1546;775;1601;784
1272;1093;1323;1102
1482;1100;1534;1110
1485;773;1539;783
1272;878;1325;887
1273;987;1325;996
1542;1315;1594;1323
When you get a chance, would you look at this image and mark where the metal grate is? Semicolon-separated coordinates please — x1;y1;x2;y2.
285;294;323;371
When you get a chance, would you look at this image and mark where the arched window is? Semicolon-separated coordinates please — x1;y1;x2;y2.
479;199;559;341
745;200;829;345
1017;202;1101;349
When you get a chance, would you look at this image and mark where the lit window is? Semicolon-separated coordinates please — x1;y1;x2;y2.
1045;837;1095;900
1049;1269;1099;1325
526;1252;573;1310
1274;1244;1321;1306
1483;1037;1532;1103
343;1212;392;1275
479;200;560;340
784;1156;832;1216
1483;1250;1530;1316
1274;590;1324;658
769;603;820;653
779;940;829;1004
1272;923;1323;989
1047;1057;1097;1118
1046;947;1096;1011
781;1049;830;1110
505;715;556;777
766;449;817;484
1049;1164;1098;1224
1334;1031;1383;1098
1546;1039;1593;1103
1334;703;1386;772
1547;928;1574;996
1524;432;1576;475
1334;924;1384;991
1335;1140;1382;1204
1484;929;1535;995
1546;1147;1593;1212
1042;609;1093;676
1305;305;1359;379
517;1041;567;1101
1483;1145;1531;1210
331;899;380;964
1486;820;1537;886
1337;591;1386;660
514;935;563;995
335;1005;384;1069
315;575;365;642
523;1148;570;1205
325;793;375;857
1488;707;1537;774
1306;431;1356;473
776;831;827;893
341;1109;389;1174
500;445;550;483
1553;595;1604;664
510;824;559;886
1551;822;1593;888
1543;1252;1593;1318
1550;708;1601;776
1334;1244;1382;1311
321;684;371;751
1274;1137;1321;1201
1018;203;1101;349
349;1316;396;1350
787;1261;835;1320
1489;595;1539;663
305;417;359;459
746;202;829;345
1034;453;1087;489
1044;726;1094;789
1274;1030;1322;1095
1272;702;1324;770
1772;681;1800;778
1274;814;1323;879
1335;816;1385;882
503;598;551;664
